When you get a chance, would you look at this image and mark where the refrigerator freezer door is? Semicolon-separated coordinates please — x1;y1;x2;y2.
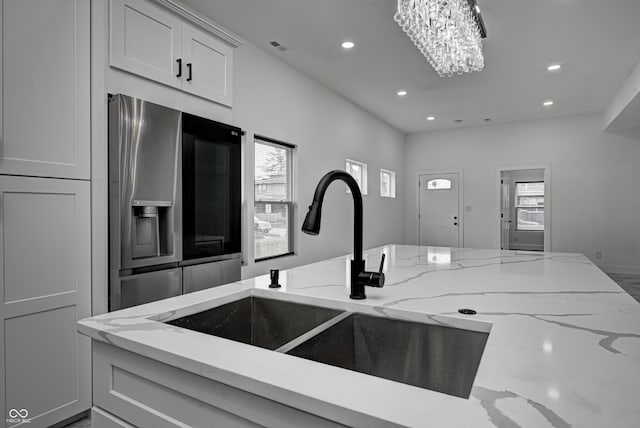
114;268;183;310
183;258;241;294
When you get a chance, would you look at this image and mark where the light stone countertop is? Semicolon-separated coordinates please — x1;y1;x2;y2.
78;245;640;427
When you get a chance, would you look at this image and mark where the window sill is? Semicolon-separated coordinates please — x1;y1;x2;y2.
255;252;296;263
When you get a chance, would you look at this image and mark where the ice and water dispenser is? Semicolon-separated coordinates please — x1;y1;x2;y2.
131;203;172;260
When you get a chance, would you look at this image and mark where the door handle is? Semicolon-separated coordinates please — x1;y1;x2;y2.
176;58;182;78
454;222;458;226
453;216;458;220
187;63;192;81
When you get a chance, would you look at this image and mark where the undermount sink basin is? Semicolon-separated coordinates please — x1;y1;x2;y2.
167;294;488;398
286;312;489;399
166;296;342;350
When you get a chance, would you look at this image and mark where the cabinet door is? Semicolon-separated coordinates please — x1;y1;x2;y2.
0;0;90;179
110;0;183;89
0;176;90;426
182;23;233;107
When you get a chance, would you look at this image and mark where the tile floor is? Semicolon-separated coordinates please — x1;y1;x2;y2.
61;417;91;428
62;273;640;428
607;273;640;303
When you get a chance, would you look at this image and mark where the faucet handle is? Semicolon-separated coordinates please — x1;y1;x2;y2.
358;270;385;288
358;254;386;289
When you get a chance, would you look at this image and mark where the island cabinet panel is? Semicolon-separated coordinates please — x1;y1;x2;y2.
0;0;90;179
92;341;347;428
110;0;234;106
0;176;91;427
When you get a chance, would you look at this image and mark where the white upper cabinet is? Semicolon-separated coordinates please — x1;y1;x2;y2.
0;0;90;179
110;0;184;89
182;24;233;107
110;0;235;107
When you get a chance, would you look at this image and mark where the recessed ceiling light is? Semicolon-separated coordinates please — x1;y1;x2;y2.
426;116;436;121
341;41;355;49
543;100;554;107
397;90;408;96
547;64;561;72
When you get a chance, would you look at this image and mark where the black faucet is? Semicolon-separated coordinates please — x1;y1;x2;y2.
302;170;385;299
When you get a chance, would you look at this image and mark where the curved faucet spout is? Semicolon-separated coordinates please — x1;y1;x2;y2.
302;170;363;263
302;170;388;299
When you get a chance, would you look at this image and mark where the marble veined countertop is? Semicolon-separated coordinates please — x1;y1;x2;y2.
79;245;640;427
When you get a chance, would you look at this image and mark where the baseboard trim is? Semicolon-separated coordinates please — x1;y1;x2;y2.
49;410;90;428
597;264;640;275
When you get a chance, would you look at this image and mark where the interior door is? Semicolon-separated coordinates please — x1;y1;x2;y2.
500;173;511;250
419;173;460;247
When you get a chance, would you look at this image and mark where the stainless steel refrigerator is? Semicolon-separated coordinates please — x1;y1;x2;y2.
108;94;241;311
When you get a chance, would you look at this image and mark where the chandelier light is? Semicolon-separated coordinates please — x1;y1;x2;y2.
394;0;487;77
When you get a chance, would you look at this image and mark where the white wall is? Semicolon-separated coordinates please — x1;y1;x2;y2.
233;42;405;278
405;114;640;273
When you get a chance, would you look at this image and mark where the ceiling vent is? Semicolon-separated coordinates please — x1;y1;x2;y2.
269;41;288;52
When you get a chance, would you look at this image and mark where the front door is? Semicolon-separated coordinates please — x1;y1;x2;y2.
419;173;460;247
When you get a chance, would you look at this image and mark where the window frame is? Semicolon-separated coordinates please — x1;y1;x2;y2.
254;135;296;262
514;181;545;232
380;168;396;198
345;159;368;195
427;178;452;190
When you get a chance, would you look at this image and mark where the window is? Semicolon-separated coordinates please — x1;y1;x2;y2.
254;135;295;261
427;179;452;190
380;169;396;198
346;159;368;195
515;182;544;231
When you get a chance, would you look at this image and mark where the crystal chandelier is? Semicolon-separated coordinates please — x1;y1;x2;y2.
394;0;487;77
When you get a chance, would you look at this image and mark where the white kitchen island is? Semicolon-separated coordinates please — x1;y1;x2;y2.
78;245;640;427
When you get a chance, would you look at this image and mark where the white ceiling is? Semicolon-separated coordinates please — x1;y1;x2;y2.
181;0;640;133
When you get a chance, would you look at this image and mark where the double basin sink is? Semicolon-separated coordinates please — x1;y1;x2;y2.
167;296;488;399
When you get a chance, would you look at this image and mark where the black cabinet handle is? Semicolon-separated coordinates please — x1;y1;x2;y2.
176;58;182;78
187;63;192;81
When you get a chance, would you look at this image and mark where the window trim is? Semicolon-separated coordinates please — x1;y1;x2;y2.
346;158;368;195
380;168;396;198
254;135;296;261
